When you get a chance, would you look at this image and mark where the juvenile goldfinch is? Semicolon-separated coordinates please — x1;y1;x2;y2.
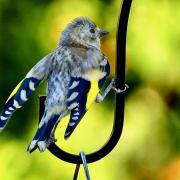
0;17;115;153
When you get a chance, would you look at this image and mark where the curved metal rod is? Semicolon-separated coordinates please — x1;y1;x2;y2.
39;0;132;164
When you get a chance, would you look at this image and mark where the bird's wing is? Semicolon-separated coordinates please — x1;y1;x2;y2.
64;57;110;139
64;77;90;139
0;54;53;132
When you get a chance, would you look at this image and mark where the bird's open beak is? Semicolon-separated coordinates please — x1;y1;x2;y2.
99;29;109;37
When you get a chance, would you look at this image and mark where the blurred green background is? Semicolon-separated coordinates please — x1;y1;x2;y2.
0;0;180;179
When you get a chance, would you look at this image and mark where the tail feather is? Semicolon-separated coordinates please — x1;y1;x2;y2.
27;113;60;153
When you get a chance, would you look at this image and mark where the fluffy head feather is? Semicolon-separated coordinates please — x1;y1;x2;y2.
59;17;108;49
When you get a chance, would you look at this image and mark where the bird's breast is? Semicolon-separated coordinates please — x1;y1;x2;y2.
82;69;106;81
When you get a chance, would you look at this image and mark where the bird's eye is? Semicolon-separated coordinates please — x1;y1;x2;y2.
90;28;95;33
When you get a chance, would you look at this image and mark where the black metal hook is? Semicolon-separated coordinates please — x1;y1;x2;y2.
73;163;80;180
39;0;132;164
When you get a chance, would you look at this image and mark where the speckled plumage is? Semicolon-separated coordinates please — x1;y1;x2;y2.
0;17;110;153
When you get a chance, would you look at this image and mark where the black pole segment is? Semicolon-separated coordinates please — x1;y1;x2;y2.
73;164;80;180
39;0;133;164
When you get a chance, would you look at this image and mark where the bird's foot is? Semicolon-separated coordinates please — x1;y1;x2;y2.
112;84;129;94
48;135;57;144
95;78;115;103
95;78;129;103
95;94;104;103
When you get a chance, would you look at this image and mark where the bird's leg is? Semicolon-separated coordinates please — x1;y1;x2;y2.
49;124;59;143
48;117;63;144
47;135;57;147
50;134;57;143
48;112;67;145
96;78;115;103
45;131;57;149
96;78;129;103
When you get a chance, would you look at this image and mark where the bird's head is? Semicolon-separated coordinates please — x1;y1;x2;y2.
60;17;109;49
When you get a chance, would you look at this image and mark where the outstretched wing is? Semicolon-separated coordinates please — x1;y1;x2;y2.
0;54;53;132
64;56;110;139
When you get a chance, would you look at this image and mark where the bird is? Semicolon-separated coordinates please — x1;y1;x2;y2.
0;17;118;153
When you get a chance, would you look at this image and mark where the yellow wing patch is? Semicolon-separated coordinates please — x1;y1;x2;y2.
6;80;24;103
86;81;99;109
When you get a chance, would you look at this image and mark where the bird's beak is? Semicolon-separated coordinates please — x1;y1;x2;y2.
99;29;109;37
